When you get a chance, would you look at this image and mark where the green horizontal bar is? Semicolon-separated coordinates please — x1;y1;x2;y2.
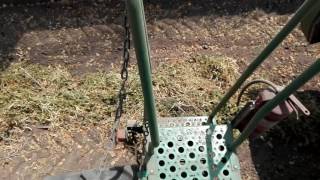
207;0;320;124
231;59;320;150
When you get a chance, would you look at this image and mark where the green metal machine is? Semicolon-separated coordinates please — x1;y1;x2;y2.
46;0;320;179
125;0;320;179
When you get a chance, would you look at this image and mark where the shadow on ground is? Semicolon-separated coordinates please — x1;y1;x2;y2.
249;90;320;179
0;0;304;73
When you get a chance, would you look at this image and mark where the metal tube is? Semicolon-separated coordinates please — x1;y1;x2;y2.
208;0;320;124
126;0;159;147
231;59;320;150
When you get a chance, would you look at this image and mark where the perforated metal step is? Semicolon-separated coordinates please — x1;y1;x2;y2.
144;116;241;180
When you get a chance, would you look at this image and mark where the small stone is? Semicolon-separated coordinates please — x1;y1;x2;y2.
289;161;295;165
202;45;209;49
267;141;274;149
259;136;266;141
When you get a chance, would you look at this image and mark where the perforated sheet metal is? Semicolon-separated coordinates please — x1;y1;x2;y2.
145;116;241;180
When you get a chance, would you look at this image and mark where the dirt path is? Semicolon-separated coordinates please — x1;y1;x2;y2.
0;0;319;179
0;125;135;180
1;0;319;88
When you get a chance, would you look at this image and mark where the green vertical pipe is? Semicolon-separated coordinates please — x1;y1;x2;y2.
231;59;320;150
127;0;159;147
208;0;320;124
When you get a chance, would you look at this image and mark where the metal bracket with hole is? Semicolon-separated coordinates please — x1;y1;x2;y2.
141;116;241;180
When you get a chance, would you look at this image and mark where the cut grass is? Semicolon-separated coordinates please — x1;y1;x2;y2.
0;63;119;135
0;55;240;139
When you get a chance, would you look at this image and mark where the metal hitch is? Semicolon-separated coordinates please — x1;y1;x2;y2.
116;120;144;144
232;88;310;138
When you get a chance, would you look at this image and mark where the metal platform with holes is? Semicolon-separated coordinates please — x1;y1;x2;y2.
143;116;241;180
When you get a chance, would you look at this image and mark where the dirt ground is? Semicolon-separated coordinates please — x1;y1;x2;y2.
0;0;320;179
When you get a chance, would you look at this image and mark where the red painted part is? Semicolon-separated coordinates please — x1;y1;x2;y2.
235;89;293;138
116;129;127;143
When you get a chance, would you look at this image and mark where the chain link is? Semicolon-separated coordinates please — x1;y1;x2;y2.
137;119;149;169
109;5;131;148
109;1;149;173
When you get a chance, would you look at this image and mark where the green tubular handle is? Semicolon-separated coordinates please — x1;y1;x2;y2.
127;0;159;147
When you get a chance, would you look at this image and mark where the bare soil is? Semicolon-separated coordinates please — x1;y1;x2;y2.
0;0;319;179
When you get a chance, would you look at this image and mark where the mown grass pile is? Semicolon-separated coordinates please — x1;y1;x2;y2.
0;55;240;139
0;63;119;135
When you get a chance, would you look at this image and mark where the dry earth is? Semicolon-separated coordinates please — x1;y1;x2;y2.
0;0;319;179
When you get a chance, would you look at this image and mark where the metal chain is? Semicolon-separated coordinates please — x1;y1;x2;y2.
142;121;150;168
137;119;149;169
109;5;131;148
109;1;150;173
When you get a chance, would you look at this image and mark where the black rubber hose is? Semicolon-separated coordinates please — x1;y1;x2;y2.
236;79;279;106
